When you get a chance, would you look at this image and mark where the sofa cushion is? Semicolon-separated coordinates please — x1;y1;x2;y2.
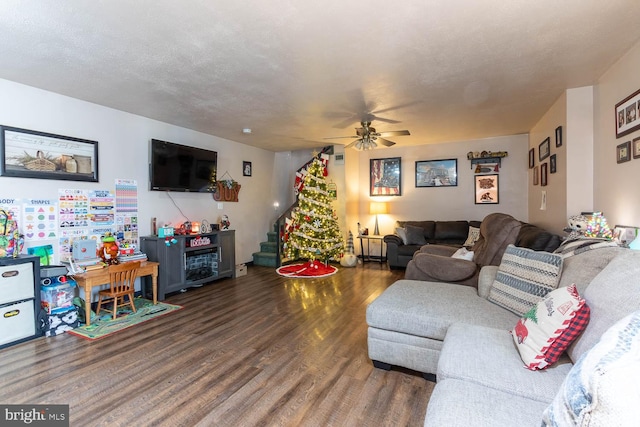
434;220;469;241
516;222;562;252
404;224;427;245
425;378;551;427
556;244;624;294
542;310;640;426
463;226;480;247
488;245;563;316
366;280;518;341
395;227;408;244
513;284;589;370
438;323;572;403
568;249;640;363
397;220;435;240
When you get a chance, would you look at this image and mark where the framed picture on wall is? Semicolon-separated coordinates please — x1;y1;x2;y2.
617;141;631;163
242;161;252;176
615;88;640;138
528;148;535;169
415;158;457;187
533;165;539;185
541;162;548;186
633;137;640;159
474;174;499;204
550;154;557;173
539;137;550;162
0;125;99;182
370;157;401;196
555;126;563;147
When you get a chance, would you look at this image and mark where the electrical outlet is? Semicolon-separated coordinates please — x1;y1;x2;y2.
217;203;223;209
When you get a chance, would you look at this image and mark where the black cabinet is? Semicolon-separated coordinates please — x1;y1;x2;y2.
141;231;235;301
0;255;42;349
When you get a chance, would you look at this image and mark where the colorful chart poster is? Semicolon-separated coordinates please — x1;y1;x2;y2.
89;190;115;227
115;179;138;213
22;199;57;241
58;189;89;228
115;179;139;250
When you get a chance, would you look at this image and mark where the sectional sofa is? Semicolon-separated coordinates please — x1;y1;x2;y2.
366;241;640;425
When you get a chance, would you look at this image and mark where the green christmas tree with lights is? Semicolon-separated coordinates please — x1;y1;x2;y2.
284;156;344;262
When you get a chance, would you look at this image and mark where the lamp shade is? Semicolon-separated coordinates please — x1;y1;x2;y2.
369;202;389;215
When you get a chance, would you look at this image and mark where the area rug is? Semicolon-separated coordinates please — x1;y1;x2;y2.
276;260;338;278
68;298;183;341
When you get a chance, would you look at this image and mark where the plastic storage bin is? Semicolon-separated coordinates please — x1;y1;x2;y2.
41;278;76;314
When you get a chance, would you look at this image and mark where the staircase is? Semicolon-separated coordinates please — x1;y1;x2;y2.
253;146;334;268
252;227;279;267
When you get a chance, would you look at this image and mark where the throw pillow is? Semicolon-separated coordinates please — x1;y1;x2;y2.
451;247;474;261
405;224;427;245
541;310;640;426
512;284;589;370
463;226;480;247
395;227;408;245
488;245;563;316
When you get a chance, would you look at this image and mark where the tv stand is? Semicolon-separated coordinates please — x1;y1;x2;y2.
141;230;235;300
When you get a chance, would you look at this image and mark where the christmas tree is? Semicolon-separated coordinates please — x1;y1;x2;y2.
284;156;344;262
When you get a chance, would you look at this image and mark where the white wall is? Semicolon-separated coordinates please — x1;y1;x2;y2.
594;40;640;228
348;134;530;238
0;79;275;264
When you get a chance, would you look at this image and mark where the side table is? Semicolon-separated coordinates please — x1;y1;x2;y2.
358;234;386;263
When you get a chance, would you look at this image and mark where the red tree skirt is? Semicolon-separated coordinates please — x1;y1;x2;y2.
276;260;338;278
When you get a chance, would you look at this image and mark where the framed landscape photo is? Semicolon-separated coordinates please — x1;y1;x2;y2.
615;88;640;138
415;158;457;187
0;125;99;182
617;141;631;163
474;174;499;204
539;137;550;162
370;157;401;196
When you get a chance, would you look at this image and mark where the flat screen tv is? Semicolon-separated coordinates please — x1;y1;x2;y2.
149;139;217;192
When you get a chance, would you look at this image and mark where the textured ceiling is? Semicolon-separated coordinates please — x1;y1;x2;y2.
1;1;640;152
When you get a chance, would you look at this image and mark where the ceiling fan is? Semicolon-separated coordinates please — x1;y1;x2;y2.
324;121;410;150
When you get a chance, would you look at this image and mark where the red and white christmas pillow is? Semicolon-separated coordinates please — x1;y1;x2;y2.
512;284;590;370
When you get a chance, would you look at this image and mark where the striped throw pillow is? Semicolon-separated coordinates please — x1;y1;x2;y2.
488;245;563;316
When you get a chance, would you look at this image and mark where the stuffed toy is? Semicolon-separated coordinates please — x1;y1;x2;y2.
97;232;120;265
340;230;358;267
563;214;588;240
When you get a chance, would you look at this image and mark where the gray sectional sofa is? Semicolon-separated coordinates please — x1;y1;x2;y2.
366;242;640;425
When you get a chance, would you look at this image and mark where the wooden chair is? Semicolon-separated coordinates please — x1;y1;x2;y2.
96;261;141;320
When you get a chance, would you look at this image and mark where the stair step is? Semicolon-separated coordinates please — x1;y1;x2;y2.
267;231;278;243
260;241;278;253
252;251;279;267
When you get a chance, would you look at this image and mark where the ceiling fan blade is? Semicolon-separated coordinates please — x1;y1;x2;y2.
377;137;396;147
371;101;422;115
377;130;410;137
370;116;402;125
323;135;359;140
344;139;360;149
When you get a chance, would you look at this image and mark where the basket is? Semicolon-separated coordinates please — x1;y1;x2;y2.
24;150;56;171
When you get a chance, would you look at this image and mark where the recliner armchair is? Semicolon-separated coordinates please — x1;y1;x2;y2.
404;213;523;287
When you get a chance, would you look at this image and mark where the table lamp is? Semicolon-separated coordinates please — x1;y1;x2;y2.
370;202;388;236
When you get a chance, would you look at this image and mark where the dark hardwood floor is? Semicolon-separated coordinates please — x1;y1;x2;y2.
0;263;433;426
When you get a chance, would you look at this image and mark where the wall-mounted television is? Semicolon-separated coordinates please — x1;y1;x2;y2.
149;139;217;192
